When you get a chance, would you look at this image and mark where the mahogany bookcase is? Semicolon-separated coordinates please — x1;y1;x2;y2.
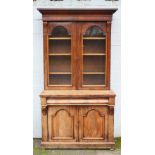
38;8;117;149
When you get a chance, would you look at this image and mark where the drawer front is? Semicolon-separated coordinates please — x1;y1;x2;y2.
48;106;78;142
79;106;108;142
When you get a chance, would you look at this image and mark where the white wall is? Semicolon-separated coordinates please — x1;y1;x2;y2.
33;0;121;138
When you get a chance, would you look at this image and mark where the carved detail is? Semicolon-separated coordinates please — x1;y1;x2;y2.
84;109;104;117
42;106;47;115
109;97;115;105
53;109;73;117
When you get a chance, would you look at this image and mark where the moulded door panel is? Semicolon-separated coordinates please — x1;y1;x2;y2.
48;106;78;142
79;106;108;142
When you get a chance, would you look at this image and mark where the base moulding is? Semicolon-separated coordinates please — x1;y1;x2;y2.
41;141;115;149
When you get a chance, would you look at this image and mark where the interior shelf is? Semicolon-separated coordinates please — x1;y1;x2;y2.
48;53;71;56
83;72;105;74
48;37;71;40
83;37;105;40
49;72;72;75
48;85;72;86
83;53;106;56
83;85;106;87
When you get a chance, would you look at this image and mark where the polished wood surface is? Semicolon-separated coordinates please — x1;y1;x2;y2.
39;9;117;149
79;106;108;142
38;8;117;21
40;90;115;98
40;13;115;90
48;106;78;142
41;141;115;149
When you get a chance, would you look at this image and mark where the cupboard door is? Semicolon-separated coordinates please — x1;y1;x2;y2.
45;22;76;89
79;22;109;89
48;106;78;142
79;106;108;142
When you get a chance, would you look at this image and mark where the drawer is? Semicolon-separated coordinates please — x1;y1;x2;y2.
46;98;109;105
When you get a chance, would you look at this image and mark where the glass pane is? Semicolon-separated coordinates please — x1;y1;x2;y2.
83;56;105;72
49;40;71;54
49;56;71;72
84;26;105;37
48;26;71;85
83;40;105;54
83;74;105;85
51;26;70;37
49;74;71;85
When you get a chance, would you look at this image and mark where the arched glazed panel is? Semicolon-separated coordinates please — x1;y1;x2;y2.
84;25;105;37
50;26;70;37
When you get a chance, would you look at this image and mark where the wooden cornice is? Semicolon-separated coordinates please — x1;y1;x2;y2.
37;8;117;22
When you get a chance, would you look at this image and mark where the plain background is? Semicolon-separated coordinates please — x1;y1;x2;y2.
0;0;155;155
33;0;121;138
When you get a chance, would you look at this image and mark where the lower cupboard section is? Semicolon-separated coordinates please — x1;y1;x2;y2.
44;105;114;147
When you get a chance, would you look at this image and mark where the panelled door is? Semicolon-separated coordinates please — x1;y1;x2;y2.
48;105;108;142
48;106;78;142
79;106;108;142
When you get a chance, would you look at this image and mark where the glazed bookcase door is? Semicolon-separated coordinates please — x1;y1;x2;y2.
79;106;108;142
45;22;76;89
79;22;109;90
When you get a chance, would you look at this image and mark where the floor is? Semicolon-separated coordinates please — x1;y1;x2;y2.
33;139;121;155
